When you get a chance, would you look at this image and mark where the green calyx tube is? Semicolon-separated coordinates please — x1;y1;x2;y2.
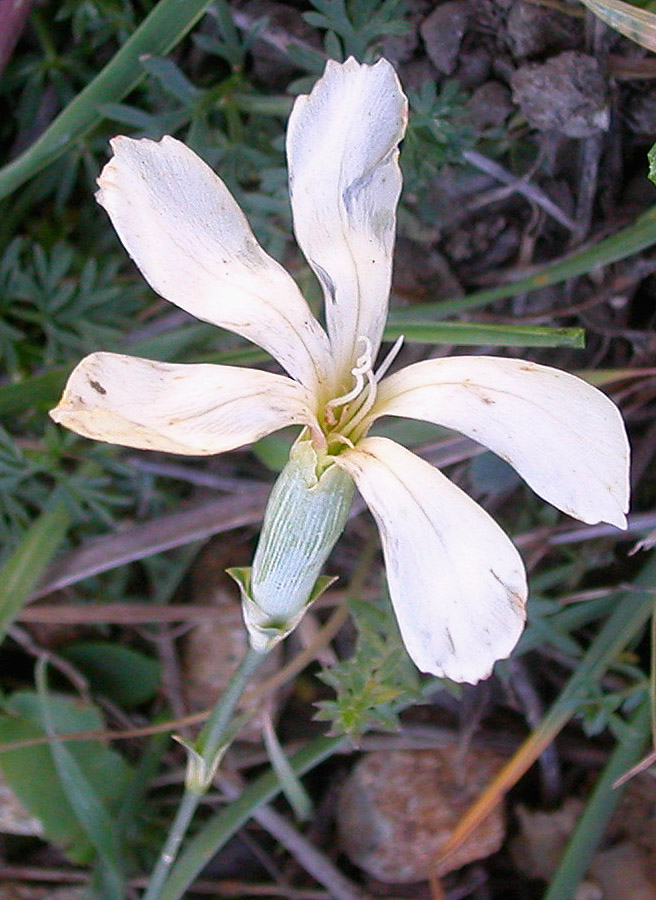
229;436;355;651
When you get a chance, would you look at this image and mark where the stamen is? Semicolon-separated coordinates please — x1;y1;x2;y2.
321;336;402;447
329;433;355;450
325;337;373;412
337;364;377;438
375;335;404;382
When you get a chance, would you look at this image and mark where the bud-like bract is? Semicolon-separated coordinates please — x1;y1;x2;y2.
229;438;355;651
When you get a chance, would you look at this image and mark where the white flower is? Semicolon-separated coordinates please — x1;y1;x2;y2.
50;58;630;683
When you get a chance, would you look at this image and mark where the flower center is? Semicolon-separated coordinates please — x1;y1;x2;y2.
319;335;404;453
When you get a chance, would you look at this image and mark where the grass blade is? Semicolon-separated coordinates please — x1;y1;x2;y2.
0;502;70;644
384;321;585;348
35;659;126;899
0;0;216;201
543;697;651;900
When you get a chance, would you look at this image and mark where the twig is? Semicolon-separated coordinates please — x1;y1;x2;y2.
30;487;268;600
0;865;330;898
507;658;562;803
219;773;366;900
7;624;91;700
125;456;251;491
572;132;603;244
0;602;356;753
462;149;577;232
18;603;245;625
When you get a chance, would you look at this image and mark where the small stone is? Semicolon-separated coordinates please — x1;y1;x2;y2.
589;842;656;900
468;81;514;131
381;0;431;64
453;46;491;89
337;747;507;883
421;1;470;75
506;0;581;59
511;798;584;880
511;51;610;138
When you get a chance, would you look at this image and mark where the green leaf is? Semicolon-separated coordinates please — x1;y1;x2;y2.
0;501;70;644
384;321;585;349
140;56;200;105
579;0;656;53
263;718;313;821
649;140;656;187
159;734;346;900
35;662;125;898
62;642;161;708
0;690;132;867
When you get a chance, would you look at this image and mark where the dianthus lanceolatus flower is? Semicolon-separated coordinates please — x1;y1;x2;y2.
51;58;630;684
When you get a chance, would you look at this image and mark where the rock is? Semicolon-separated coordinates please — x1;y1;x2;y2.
511;798;584;880
421;1;470;75
589;842;656;900
453;46;491;89
381;0;432;64
608;771;656;879
511;51;610;137
506;0;581;59
468;81;514;131
337;747;507;882
399;58;438;90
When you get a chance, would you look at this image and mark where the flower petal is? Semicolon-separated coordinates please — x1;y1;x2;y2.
96;135;331;391
335;436;527;684
374;357;630;528
286;58;407;374
50;352;313;455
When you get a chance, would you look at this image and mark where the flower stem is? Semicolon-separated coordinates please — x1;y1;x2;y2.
143;645;267;900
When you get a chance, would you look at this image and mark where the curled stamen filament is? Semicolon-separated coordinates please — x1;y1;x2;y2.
375;335;404;382
336;364;377;439
322;334;406;444
325;337;373;413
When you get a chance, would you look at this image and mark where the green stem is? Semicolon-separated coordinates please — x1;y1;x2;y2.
158;734;347;900
143;645;267;900
198;645;265;764
143;792;202;900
